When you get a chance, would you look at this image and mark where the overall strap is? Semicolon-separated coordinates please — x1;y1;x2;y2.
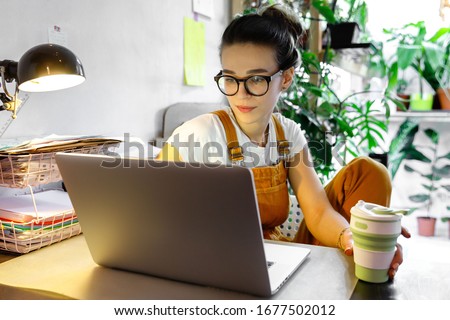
271;115;290;159
211;110;290;163
212;110;244;164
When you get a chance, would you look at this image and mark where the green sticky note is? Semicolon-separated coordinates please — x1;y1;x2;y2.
184;17;205;86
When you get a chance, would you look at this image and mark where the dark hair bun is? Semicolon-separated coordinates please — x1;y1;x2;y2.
259;4;304;48
221;4;303;69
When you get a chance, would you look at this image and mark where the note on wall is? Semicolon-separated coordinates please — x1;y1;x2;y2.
48;25;68;47
192;0;214;18
184;17;205;86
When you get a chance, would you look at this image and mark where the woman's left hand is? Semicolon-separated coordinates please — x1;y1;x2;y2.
388;226;411;280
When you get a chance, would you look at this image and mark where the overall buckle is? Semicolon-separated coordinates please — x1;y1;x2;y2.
277;140;290;159
229;145;244;166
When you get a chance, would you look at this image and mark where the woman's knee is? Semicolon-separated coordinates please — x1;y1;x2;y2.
348;156;392;189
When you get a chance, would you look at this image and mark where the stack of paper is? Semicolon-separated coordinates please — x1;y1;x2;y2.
0;134;122;188
0;190;75;222
0;134;121;155
0;190;81;253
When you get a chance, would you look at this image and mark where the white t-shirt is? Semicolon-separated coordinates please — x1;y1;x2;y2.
165;107;307;167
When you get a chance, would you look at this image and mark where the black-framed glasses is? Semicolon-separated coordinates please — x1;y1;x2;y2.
213;70;283;96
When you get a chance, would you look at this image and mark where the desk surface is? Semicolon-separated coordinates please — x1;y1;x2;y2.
2;234;449;300
0;235;357;300
351;234;450;300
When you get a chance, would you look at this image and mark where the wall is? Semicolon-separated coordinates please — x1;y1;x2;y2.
0;0;229;142
365;0;445;38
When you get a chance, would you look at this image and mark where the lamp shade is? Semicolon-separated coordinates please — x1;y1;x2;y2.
17;43;85;92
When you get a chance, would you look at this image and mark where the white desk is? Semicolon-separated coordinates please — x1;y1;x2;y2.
0;235;357;300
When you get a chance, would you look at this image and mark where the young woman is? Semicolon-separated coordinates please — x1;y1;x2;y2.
159;4;410;279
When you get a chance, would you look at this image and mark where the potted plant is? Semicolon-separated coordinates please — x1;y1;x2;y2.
310;0;398;101
435;57;450;110
389;120;450;236
312;0;368;48
395;78;410;111
384;22;450;111
418;26;450;110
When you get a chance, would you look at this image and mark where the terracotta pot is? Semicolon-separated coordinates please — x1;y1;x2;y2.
396;93;410;111
417;216;436;237
436;88;450;110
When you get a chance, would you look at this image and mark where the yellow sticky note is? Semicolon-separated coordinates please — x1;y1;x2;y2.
184;17;205;86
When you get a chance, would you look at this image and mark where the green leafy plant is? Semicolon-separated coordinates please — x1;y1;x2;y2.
311;0;367;27
384;21;450;97
279;50;340;181
345;99;388;152
312;0;369;50
390;120;450;216
388;119;420;179
279;50;390;183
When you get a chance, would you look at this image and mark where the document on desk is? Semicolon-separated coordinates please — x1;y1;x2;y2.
0;190;74;223
0;134;122;155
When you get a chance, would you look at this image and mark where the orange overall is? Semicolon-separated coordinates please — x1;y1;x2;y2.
213;110;392;245
213;110;292;242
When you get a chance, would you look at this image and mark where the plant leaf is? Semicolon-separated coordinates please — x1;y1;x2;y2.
423;41;446;72
423;173;441;181
421;184;439;192
397;45;421;70
438;151;450;160
409;194;430;203
404;164;419;173
424;128;439;144
404;146;431;162
311;0;337;24
428;27;450;43
433;164;450;178
388;119;420;178
334;115;355;137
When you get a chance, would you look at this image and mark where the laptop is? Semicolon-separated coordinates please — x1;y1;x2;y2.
55;153;310;297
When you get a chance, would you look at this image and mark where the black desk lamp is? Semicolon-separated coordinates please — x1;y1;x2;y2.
0;43;85;119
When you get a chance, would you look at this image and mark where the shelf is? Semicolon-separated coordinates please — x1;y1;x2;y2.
389;110;450;123
323;43;377;55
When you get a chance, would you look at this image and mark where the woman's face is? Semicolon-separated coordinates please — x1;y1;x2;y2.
220;43;292;128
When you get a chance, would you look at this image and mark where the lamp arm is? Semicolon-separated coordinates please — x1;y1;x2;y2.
0;61;19;117
0;89;21;119
0;64;16;100
0;60;20;119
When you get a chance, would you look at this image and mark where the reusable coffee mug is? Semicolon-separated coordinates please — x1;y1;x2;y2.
350;200;407;283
